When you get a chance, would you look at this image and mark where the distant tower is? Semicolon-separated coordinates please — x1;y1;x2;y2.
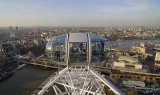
16;26;19;32
9;26;15;38
9;26;12;30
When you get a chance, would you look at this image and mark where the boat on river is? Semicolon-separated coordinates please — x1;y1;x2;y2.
0;71;14;81
16;64;26;70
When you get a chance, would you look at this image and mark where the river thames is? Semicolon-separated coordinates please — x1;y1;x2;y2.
0;65;55;95
110;39;160;49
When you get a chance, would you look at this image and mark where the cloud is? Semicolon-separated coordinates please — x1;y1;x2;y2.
125;0;151;11
100;0;152;15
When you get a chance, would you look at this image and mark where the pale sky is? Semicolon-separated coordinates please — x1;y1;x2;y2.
0;0;160;27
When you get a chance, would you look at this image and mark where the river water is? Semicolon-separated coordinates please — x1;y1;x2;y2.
0;39;159;95
0;65;55;95
110;39;160;49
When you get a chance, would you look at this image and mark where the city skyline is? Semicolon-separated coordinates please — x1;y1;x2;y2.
0;0;160;27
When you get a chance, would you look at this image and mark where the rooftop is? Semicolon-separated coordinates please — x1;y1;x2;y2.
118;56;139;63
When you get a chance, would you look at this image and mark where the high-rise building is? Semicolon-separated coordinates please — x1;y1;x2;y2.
9;26;12;30
16;26;19;32
9;26;15;38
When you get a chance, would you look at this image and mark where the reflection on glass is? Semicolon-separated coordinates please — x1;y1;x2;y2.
91;40;110;65
91;42;102;63
45;35;66;62
69;43;87;63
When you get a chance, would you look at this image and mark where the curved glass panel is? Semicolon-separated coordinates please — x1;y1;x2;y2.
45;35;66;62
104;41;110;52
46;36;58;51
57;34;66;43
99;35;107;41
91;41;102;63
103;40;111;60
89;34;101;42
90;34;110;64
50;36;58;42
46;41;53;51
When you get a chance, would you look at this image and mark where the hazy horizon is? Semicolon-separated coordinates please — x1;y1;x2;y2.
0;0;160;27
